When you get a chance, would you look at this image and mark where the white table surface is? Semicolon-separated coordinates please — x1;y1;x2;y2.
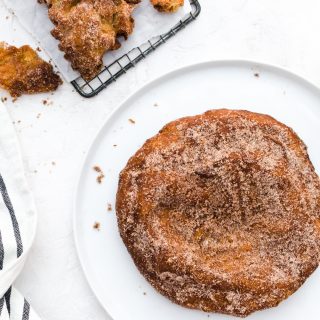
1;1;320;319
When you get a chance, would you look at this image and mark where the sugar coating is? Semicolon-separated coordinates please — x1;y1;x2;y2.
116;109;320;317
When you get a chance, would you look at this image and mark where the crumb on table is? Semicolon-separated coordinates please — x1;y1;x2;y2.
93;221;101;231
128;118;136;124
93;165;105;184
42;99;53;106
107;203;112;211
254;73;260;78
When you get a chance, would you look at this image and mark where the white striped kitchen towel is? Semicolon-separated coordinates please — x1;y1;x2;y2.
0;101;39;319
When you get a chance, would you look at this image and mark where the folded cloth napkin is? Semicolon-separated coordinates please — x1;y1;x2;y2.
0;101;39;319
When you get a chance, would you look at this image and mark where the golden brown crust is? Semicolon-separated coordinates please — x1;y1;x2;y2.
116;109;320;317
40;0;137;81
0;42;62;98
151;0;184;13
39;0;185;79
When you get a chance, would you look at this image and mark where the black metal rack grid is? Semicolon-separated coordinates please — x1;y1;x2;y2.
71;0;201;98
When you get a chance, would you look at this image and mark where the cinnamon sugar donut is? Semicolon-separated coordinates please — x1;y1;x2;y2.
116;109;320;317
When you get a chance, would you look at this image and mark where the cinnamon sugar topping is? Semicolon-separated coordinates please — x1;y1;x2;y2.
116;109;320;317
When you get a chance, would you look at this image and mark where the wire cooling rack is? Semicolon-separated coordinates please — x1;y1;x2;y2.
71;0;201;98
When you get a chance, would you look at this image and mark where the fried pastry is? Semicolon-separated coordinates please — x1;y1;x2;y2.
151;0;184;12
39;0;136;81
39;0;185;80
0;42;62;97
116;109;320;317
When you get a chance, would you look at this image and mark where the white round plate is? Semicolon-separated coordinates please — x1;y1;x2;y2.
74;61;320;320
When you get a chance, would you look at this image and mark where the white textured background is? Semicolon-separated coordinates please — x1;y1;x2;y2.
1;1;320;319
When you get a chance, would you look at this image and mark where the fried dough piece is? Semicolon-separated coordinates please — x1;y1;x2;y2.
0;42;62;97
117;109;320;317
39;0;136;81
151;0;184;13
39;0;185;80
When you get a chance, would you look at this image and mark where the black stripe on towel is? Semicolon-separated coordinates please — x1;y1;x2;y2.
0;230;4;270
0;174;23;257
0;297;4;317
22;299;30;320
4;287;11;316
